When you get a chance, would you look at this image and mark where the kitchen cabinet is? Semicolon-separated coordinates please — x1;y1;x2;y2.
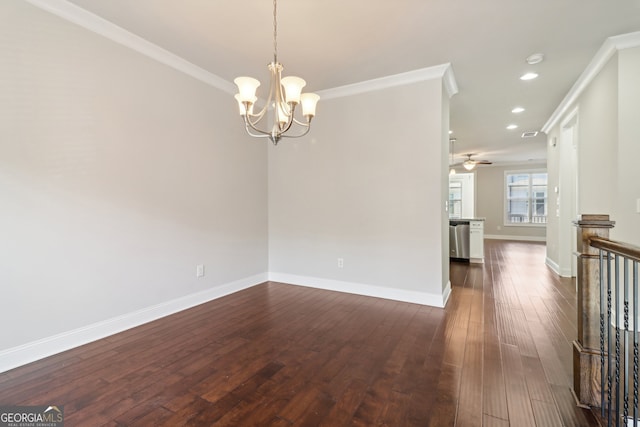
469;220;484;263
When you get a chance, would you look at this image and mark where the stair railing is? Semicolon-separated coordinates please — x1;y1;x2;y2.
573;214;640;426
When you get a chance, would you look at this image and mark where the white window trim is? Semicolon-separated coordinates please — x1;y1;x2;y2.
449;181;463;219
503;169;548;228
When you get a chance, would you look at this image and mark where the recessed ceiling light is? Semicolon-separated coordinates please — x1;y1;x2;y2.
520;72;539;81
526;53;545;65
506;124;518;130
449;130;453;134
512;107;525;113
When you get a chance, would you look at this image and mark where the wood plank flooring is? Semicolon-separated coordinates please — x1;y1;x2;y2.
0;240;600;425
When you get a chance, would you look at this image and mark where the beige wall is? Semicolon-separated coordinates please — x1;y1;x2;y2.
475;164;547;241
546;55;618;275
575;55;619;216
545;130;561;265
439;84;451;295
268;78;451;305
616;47;640;245
0;1;455;371
546;45;640;263
0;1;268;359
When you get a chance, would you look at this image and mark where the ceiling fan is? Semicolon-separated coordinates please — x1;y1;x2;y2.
455;153;493;171
449;139;492;174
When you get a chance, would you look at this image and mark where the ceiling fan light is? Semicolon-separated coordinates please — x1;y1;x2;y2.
463;160;476;171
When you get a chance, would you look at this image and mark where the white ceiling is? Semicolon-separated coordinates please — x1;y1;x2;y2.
64;0;640;165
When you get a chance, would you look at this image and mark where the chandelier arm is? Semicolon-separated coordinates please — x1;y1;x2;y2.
245;108;269;127
292;117;311;127
245;106;309;142
278;125;311;139
242;116;274;138
247;101;269;121
280;114;313;139
244;128;273;139
275;103;297;135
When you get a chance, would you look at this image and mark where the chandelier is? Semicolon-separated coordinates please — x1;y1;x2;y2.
233;0;320;145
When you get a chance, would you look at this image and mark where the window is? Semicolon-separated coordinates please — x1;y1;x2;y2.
505;171;547;225
449;181;462;219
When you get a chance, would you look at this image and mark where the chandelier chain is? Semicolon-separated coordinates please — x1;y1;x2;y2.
273;0;278;63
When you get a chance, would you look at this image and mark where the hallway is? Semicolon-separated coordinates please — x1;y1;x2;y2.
447;239;598;426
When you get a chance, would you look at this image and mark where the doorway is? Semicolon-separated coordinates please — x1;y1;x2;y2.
449;173;475;219
559;109;579;277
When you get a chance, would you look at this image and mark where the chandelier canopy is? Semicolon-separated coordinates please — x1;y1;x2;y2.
233;0;319;145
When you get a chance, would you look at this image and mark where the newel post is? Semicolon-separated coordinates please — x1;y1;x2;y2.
572;214;615;407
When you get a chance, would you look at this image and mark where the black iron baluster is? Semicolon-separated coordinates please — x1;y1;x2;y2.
616;255;621;426
601;250;607;419
625;258;630;425
634;260;639;427
608;250;614;426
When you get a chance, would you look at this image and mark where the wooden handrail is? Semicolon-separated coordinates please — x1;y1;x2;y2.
589;236;640;263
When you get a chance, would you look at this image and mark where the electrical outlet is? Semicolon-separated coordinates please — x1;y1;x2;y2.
196;264;205;278
497;225;501;231
337;258;344;268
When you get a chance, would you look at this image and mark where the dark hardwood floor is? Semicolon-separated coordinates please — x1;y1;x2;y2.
0;240;599;426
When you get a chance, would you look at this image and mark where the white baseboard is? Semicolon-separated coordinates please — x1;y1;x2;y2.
1;271;451;373
484;234;547;242
442;280;452;306
545;257;561;275
0;273;267;374
269;272;450;308
545;257;573;277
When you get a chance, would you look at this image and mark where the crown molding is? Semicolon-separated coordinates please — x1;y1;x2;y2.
442;64;459;99
317;63;458;100
24;0;236;94
542;31;640;134
26;1;459;100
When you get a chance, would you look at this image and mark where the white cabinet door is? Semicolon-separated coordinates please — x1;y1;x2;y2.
469;221;484;262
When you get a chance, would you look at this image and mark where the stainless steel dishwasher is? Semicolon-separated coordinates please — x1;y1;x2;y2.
449;220;470;261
